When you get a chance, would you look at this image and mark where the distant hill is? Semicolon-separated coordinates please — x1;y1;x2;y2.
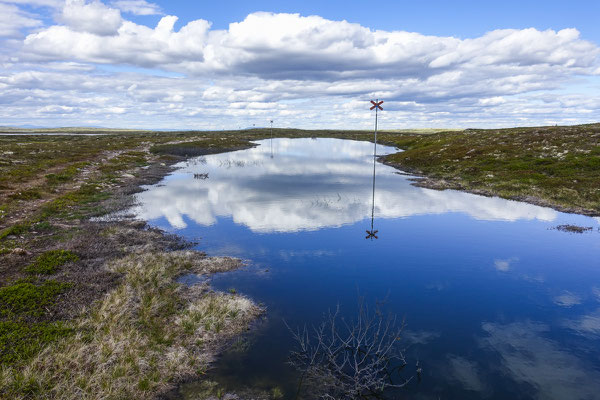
0;126;151;134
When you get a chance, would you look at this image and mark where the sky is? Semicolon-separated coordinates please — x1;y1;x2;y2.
1;0;600;130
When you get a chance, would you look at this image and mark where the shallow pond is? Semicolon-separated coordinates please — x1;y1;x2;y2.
133;138;600;399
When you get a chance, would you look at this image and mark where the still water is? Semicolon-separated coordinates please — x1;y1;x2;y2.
133;138;600;399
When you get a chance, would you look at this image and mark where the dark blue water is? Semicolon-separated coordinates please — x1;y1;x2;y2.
134;138;600;399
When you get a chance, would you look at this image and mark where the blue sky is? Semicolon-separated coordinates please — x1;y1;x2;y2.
160;0;600;40
1;0;599;129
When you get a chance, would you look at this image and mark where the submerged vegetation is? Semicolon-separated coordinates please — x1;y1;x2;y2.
554;224;594;233
0;122;598;398
287;300;414;399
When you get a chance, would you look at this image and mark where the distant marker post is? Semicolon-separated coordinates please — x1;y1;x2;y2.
270;119;274;158
367;99;383;240
370;99;383;150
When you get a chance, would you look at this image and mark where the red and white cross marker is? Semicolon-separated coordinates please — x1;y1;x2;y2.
370;100;384;111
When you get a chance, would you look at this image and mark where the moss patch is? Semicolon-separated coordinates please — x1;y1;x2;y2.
0;321;72;365
0;223;30;241
45;162;89;186
0;280;72;317
25;250;79;275
0;279;73;366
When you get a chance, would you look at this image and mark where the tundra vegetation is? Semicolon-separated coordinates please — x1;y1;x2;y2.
0;123;598;398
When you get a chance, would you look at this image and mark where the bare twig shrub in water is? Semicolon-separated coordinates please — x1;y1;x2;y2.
287;299;413;399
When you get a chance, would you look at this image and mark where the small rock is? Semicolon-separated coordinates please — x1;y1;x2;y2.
12;248;30;255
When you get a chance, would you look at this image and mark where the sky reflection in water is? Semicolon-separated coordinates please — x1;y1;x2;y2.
133;138;559;232
133;138;600;399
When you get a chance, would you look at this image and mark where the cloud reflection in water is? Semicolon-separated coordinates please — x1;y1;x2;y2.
132;138;558;232
480;321;600;400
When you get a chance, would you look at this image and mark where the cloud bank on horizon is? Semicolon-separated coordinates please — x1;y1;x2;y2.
1;0;600;129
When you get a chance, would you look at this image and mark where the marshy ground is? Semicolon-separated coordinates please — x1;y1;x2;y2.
0;123;598;398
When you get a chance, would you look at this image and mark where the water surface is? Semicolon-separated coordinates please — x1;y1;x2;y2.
133;138;600;399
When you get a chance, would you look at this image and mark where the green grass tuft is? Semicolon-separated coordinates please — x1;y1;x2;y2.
25;250;78;275
31;221;53;232
40;184;109;219
8;189;43;201
45;162;89;186
0;320;72;365
0;223;31;241
0;252;260;398
0;280;72;317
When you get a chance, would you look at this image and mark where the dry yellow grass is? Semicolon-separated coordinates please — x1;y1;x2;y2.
0;251;261;399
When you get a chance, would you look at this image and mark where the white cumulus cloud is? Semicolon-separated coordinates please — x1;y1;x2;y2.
21;11;600;82
110;0;161;15
1;1;599;128
59;0;123;36
0;3;42;38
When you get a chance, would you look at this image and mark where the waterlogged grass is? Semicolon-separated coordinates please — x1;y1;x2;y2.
0;251;260;399
25;250;78;275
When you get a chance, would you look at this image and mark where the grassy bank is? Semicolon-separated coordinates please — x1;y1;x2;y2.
0;131;264;398
1;252;260;399
376;123;600;215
